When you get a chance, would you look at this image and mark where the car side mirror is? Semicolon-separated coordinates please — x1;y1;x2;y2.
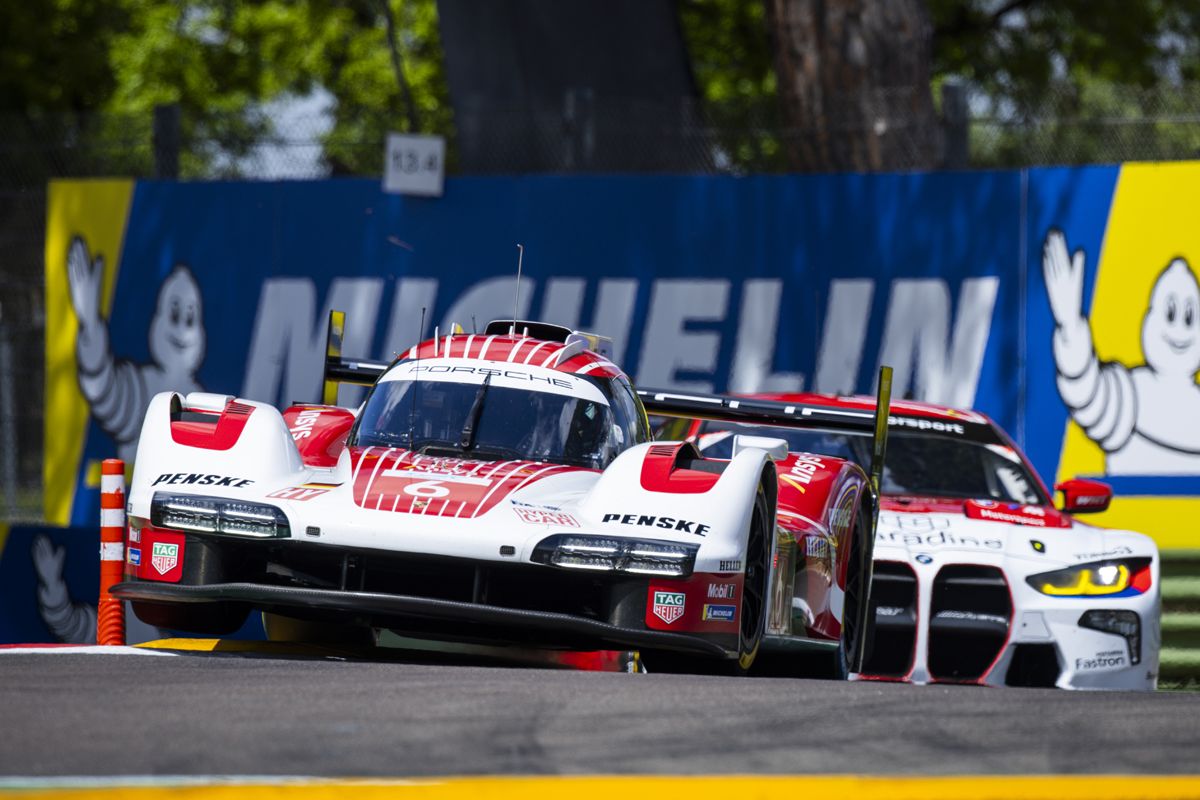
1055;478;1112;514
732;435;789;461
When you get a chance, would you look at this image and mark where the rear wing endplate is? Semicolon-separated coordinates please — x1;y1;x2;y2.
322;310;388;405
637;365;893;492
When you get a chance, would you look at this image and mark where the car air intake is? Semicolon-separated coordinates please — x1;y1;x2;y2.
928;565;1011;682
861;561;918;678
1005;643;1060;688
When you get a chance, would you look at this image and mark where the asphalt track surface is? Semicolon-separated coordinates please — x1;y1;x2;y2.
1;651;1198;778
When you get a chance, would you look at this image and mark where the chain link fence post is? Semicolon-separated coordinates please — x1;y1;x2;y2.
562;88;596;171
153;104;181;180
941;79;969;169
0;306;17;519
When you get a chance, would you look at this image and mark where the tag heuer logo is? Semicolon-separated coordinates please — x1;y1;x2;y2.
151;542;179;575
652;591;686;624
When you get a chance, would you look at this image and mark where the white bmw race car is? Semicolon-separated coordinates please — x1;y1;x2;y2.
113;315;895;675
672;395;1161;690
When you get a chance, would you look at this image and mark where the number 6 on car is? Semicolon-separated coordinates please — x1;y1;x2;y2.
402;481;450;499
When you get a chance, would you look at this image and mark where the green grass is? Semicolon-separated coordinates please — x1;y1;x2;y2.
1155;553;1200;685
1162;613;1200;650
1163;577;1200;603
1159;646;1200;683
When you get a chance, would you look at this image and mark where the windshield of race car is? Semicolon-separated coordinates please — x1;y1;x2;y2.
692;422;1046;505
353;368;646;470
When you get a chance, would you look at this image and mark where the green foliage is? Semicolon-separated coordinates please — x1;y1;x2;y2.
677;0;786;171
929;0;1200;108
0;0;451;178
4;0;1200;175
0;0;128;112
304;0;453;174
678;0;1200;169
104;0;452;176
930;0;1200;167
971;77;1200;168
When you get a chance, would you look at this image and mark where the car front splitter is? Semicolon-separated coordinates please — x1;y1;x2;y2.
112;580;731;658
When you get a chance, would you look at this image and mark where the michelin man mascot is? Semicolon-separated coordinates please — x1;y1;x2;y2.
1043;229;1200;474
67;235;205;463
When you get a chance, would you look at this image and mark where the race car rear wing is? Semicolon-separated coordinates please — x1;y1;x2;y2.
636;367;894;497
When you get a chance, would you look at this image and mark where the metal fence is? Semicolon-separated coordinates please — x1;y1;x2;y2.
969;85;1200;168
5;84;1200;521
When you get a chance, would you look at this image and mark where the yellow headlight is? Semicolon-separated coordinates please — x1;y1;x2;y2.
1036;564;1129;596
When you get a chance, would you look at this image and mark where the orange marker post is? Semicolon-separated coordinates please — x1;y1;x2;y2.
98;458;127;646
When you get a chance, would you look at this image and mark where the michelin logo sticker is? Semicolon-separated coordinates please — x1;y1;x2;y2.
702;604;736;622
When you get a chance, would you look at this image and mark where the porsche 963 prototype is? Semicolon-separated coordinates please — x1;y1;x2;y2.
113;313;893;675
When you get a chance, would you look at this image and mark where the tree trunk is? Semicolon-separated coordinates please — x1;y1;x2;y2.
765;0;942;172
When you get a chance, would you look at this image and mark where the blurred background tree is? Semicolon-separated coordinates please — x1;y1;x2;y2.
105;0;451;175
0;0;450;178
681;0;1200;170
928;0;1200;166
761;0;941;171
3;0;1200;176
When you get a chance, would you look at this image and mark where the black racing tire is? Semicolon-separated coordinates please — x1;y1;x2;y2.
261;612;374;646
827;504;873;680
825;625;852;680
734;485;771;673
131;599;250;636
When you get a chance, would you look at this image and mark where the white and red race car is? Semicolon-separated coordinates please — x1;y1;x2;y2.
113;316;892;675
669;395;1161;690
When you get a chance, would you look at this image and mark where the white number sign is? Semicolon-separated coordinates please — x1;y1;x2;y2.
383;133;445;197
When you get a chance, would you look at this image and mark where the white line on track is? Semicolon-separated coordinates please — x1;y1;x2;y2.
0;645;176;656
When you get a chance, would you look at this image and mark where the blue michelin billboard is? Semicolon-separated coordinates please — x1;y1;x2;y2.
43;166;1200;554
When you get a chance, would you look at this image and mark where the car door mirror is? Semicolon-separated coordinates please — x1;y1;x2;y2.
732;435;790;461
1055;478;1112;514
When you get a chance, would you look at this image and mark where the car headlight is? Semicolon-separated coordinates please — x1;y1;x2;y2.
531;534;698;577
151;492;290;538
1025;558;1152;598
